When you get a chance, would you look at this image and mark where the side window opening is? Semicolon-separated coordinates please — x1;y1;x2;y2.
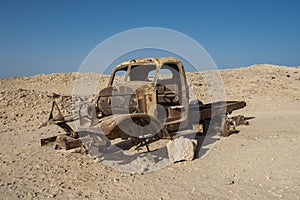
112;69;127;85
155;63;181;106
147;70;156;82
157;68;173;80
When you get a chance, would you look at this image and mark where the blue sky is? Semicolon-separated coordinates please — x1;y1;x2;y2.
0;0;300;77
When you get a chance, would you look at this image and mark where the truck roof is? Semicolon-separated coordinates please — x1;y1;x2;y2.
113;57;182;71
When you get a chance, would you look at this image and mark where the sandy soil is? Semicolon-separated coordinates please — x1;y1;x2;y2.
0;64;299;199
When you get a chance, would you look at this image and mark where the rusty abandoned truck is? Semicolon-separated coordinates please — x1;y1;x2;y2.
41;57;246;151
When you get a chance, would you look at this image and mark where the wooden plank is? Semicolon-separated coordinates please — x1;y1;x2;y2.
55;135;83;150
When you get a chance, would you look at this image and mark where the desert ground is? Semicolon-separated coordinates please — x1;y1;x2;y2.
0;64;299;199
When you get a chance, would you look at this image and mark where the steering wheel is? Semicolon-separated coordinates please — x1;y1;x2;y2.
163;93;179;104
156;84;166;94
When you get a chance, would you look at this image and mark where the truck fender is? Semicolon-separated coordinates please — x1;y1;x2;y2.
99;113;164;140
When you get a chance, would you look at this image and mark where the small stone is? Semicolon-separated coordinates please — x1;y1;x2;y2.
48;193;57;198
141;167;149;173
130;172;136;176
113;178;119;183
16;113;23;117
227;180;235;185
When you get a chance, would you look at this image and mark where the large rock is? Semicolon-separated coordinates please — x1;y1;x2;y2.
167;137;197;163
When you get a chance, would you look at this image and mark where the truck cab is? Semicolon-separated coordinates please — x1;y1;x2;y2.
97;57;190;132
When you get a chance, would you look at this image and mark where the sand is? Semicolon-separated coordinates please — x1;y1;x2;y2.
0;64;299;199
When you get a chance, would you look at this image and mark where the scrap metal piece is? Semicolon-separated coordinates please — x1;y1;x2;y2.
221;117;236;137
39;101;78;137
234;115;247;126
55;135;83;150
221;117;230;137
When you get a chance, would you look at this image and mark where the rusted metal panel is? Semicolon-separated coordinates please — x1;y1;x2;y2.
99;113;163;140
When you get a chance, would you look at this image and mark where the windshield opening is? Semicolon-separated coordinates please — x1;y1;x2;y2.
111;64;157;85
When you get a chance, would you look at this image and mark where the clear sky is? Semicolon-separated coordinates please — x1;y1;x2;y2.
0;0;300;78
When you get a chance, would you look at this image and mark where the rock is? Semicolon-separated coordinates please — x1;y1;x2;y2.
48;193;57;198
47;92;60;98
16;113;23;117
167;138;197;163
227;180;235;185
113;178;119;183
